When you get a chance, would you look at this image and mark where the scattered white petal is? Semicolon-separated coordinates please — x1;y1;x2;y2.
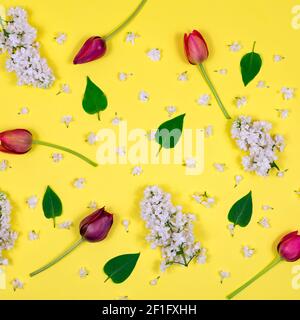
227;223;235;237
262;204;273;211
295;189;300;196
281;87;295;100
57;83;71;95
88;201;98;209
219;271;230;283
0;160;9;171
112;113;122;126
132;165;143;176
57;221;73;229
86;132;98;145
165;105;177;117
61;115;73;128
234;175;243;187
177;71;188;81
79;267;89;278
55;32;67;45
122;219;130;232
273;54;284;62
277;169;288;177
146;130;156;141
73;178;86;189
139;90;150;102
118;72;132;81
149;276;160;286
276;109;289;119
235;96;247;108
215;68;228;75
257;80;269;88
214;163;226;172
192;192;215;208
18;106;29;115
258;217;270;228
28;230;39;241
197;94;211;106
229;41;241;52
204;125;213;138
197;248;207;264
147;48;161;61
242;245;255;258
125;32;139;45
184;158;197;169
12;278;24;291
26;196;38;209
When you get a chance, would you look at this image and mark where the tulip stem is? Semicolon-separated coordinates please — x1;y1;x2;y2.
30;238;85;277
197;64;231;120
32;140;98;167
226;256;282;300
104;0;148;41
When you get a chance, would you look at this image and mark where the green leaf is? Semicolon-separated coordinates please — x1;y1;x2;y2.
240;42;262;86
228;191;253;227
82;76;108;119
42;186;62;228
155;114;185;151
104;253;140;284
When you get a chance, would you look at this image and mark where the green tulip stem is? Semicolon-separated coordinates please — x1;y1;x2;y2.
104;0;148;41
197;63;231;120
226;256;282;300
30;238;85;277
32;140;98;167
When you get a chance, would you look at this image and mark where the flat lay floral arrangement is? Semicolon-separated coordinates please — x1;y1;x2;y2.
0;0;300;300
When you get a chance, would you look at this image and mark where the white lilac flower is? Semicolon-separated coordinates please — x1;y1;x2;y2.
57;83;71;95
197;94;211;106
55;32;67;45
231;116;285;176
0;192;17;265
88;201;97;209
229;41;241;52
122;219;130;232
132;166;143;176
73;178;86;189
197;248;207;264
281;87;295;100
118;72;132;81
257;81;268;88
141;186;202;271
177;71;188;81
262;204;273;211
277;169;288;177
147;48;161;61
79;267;89;278
273;54;284;62
0;160;9;171
149;276;160;286
12;278;23;291
28;230;39;241
227;223;235;236
125;32;139;45
146;130;156;141
112;114;121;126
184;158;196;168
234;175;243;187
258;217;270;228
165;105;177;117
139;90;150;102
26;196;38;209
204;125;213;137
116;146;126;157
276;109;289;119
61;115;73;128
235;96;247;108
57;221;73;230
52;153;63;163
242;246;254;258
219;271;230;283
18;106;29;115
192;192;215;208
86;132;98;145
214;163;226;172
215;68;228;75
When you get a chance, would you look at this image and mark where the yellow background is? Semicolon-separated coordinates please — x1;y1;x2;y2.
1;0;300;300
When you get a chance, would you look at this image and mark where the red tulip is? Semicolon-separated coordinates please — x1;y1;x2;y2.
0;129;32;154
184;30;209;65
277;231;300;262
80;207;113;242
73;36;107;64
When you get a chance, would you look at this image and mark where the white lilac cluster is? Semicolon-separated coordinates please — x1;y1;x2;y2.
231;116;285;176
141;186;203;271
0;192;17;265
0;7;55;88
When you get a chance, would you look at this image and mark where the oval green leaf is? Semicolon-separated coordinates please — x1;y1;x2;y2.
228;191;253;227
42;186;62;228
104;253;140;284
240;43;262;86
82;76;108;119
155;113;185;150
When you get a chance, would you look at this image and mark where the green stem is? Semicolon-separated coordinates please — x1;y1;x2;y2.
197;64;231;120
32;140;98;167
30;238;85;277
226;256;282;300
252;41;256;52
103;0;148;41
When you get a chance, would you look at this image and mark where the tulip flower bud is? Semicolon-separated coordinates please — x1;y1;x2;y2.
277;231;300;262
184;30;209;65
73;36;107;64
0;129;32;154
80;207;113;242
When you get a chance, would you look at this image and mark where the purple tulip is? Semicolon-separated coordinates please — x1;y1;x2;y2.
73;36;107;64
277;231;300;262
80;207;114;242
